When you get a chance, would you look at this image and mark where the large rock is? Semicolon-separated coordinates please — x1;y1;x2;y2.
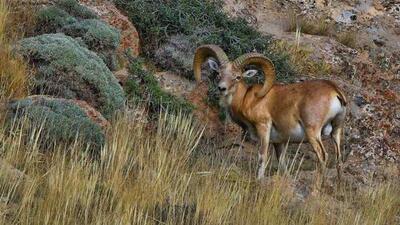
6;95;106;153
154;34;196;79
16;33;125;118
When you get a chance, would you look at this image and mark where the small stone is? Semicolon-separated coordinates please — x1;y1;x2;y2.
354;96;367;107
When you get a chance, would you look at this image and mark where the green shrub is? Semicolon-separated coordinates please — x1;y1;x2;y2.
124;57;194;116
6;96;105;153
62;19;121;70
16;33;125;119
115;0;295;82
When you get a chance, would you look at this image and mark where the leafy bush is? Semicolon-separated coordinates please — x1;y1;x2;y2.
6;96;105;153
124;57;194;115
115;0;295;81
62;19;121;70
16;33;125;119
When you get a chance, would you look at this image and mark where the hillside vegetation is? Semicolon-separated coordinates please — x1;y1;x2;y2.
0;0;399;224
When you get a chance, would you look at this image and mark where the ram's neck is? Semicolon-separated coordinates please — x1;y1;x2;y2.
230;81;249;115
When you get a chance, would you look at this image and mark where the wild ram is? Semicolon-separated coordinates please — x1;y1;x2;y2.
193;45;347;189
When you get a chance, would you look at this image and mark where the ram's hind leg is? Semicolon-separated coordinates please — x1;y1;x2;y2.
273;143;287;172
305;128;327;192
331;108;346;184
332;127;343;184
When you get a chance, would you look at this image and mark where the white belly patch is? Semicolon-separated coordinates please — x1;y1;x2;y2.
270;123;306;143
322;123;333;136
270;122;333;143
288;124;306;142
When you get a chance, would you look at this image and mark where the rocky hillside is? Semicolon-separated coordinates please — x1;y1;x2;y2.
0;0;399;224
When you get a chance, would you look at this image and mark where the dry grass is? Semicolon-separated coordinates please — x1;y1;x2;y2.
0;110;399;225
271;40;332;76
0;0;30;100
4;0;37;40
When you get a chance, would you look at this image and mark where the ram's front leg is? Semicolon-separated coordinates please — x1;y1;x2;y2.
256;121;272;179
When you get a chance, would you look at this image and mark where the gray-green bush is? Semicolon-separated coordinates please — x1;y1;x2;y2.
35;0;120;70
62;19;121;70
16;33;125;118
6;96;105;153
55;0;98;20
36;6;77;34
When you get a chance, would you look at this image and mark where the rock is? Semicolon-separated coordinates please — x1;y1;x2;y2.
354;95;367;107
154;34;196;79
6;95;106;153
16;33;125;119
334;10;358;24
0;159;30;184
67;99;110;129
113;68;129;86
79;0;140;57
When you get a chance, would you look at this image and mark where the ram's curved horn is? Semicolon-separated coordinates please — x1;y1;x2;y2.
233;53;276;97
193;45;229;83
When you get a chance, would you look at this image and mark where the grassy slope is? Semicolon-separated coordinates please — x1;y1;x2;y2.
0;111;399;224
0;0;399;224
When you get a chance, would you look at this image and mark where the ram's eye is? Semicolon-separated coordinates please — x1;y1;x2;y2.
235;76;242;80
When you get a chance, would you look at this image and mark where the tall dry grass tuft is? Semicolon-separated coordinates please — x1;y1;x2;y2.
0;0;30;101
271;40;332;76
0;110;399;225
286;12;333;36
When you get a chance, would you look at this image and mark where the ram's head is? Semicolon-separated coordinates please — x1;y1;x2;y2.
193;45;276;98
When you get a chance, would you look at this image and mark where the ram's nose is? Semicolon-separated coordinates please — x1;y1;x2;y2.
218;86;227;92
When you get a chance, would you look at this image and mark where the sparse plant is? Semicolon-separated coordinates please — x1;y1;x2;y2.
124;57;194;116
337;31;357;48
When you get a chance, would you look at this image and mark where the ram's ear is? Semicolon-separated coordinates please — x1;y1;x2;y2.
207;58;219;71
242;69;258;78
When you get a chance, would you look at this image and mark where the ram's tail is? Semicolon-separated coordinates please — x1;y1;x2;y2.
326;80;347;106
